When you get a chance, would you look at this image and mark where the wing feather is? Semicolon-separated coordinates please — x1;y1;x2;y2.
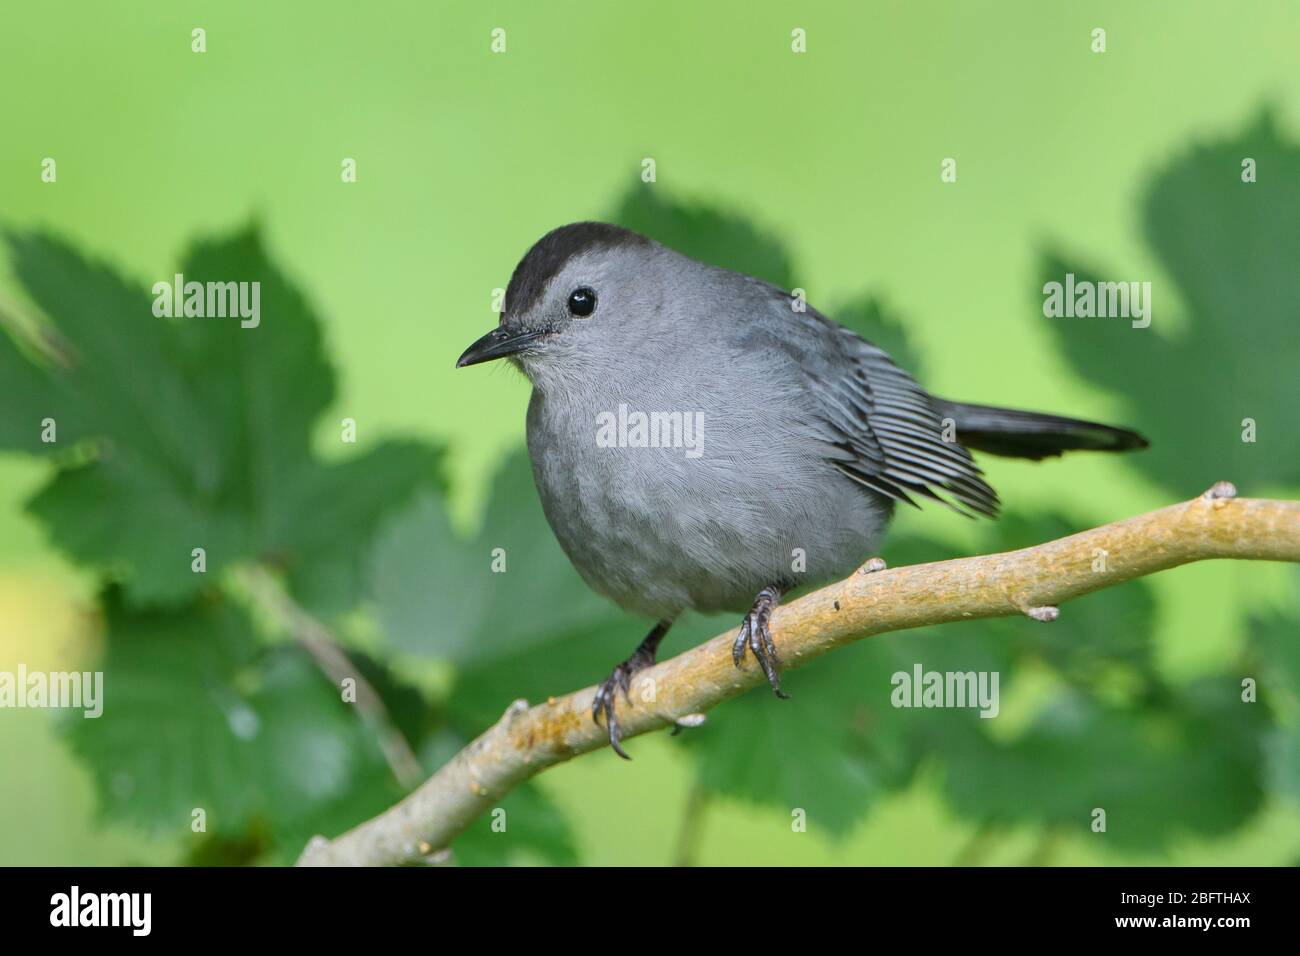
736;278;1000;518
807;317;1000;518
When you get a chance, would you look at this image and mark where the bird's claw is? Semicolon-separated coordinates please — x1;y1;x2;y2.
732;586;790;699
591;646;655;759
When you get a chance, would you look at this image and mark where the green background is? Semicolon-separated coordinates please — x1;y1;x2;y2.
1;1;1298;865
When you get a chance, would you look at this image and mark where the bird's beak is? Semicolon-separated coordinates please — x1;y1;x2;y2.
455;327;545;368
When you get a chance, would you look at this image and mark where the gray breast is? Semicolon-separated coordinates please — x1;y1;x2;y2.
524;342;891;619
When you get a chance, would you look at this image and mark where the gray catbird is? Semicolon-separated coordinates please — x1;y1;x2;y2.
458;222;1147;756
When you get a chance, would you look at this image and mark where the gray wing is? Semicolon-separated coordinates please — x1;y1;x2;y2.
811;321;999;517
744;284;999;518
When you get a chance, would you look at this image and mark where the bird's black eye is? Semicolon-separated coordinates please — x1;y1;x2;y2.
567;287;597;318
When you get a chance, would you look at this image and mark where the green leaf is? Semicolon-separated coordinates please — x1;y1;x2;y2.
370;449;620;667
29;459;246;604
1247;568;1300;801
934;679;1268;850
277;441;444;616
449;780;578;866
171;227;336;526
4;232;217;472
251;648;446;864
686;633;921;835
1041;110;1300;494
0;322;88;454
63;590;404;849
4;226;443;607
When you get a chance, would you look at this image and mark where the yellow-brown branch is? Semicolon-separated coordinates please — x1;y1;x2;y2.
297;488;1300;866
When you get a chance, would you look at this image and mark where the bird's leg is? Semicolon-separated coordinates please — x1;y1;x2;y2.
592;619;673;759
732;585;790;699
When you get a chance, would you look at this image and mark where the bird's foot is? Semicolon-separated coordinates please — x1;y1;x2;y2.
592;620;671;759
591;653;651;759
732;585;790;699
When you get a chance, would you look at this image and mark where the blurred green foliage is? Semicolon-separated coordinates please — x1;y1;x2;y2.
1041;110;1300;496
1;112;1298;866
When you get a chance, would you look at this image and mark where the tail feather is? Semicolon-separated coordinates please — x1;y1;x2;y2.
932;399;1148;461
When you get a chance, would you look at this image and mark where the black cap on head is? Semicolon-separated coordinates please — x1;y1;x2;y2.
503;222;648;316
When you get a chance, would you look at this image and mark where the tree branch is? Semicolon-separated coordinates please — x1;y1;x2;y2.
236;565;425;791
296;488;1300;866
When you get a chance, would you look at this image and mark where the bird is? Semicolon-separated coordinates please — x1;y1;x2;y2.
457;222;1148;757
